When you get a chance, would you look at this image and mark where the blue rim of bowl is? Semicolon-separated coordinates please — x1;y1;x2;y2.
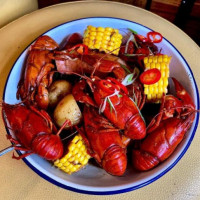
3;17;200;195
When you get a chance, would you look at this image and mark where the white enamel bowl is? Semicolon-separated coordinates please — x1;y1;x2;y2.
3;17;199;195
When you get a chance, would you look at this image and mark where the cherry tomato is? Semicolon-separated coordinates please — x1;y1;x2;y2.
139;68;161;85
147;32;163;43
68;44;88;55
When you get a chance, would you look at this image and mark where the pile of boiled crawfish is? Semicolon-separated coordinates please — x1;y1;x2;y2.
1;27;196;176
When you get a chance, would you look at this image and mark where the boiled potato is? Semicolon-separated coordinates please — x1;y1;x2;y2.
54;94;82;129
49;80;72;107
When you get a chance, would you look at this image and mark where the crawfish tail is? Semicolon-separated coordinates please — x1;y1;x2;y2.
102;145;127;176
125;113;146;140
132;150;159;171
31;133;63;160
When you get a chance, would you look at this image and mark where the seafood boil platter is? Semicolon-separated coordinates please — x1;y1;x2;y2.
1;17;199;194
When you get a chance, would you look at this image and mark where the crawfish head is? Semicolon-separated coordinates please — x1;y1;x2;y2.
147;78;196;133
17;35;59;110
31;35;59;50
2;103;63;160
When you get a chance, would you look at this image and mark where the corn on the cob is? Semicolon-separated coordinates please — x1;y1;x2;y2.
143;55;171;102
83;25;123;55
54;134;90;175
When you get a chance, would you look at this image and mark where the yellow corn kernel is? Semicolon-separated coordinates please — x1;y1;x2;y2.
143;55;171;102
150;62;156;69
107;46;114;52
148;56;153;63
154;82;158;87
144;87;149;94
54;160;59;165
153;56;158;63
113;50;118;55
145;62;151;69
97;32;104;37
154;87;159;94
88;45;94;49
115;42;121;48
155;63;161;70
63;161;70;167
90;35;96;41
60;158;67;163
105;27;113;32
66;152;72;159
158;85;163;93
147;94;152;100
102;40;108;44
83;37;89;43
105;31;112;36
151;93;157;99
64;168;70;173
80;145;86;152
158;55;163;62
54;134;91;175
68;143;75;151
110;37;116;42
90;31;97;36
102;35;110;41
79;156;85;162
88;25;96;31
83;25;123;55
161;70;165;78
157;93;163;99
68;156;75;162
163;77;168;87
108;41;114;47
94;44;101;49
96;35;102;41
161;62;166;69
57;162;62;168
149;86;154;94
82;158;89;165
97;27;105;32
143;57;148;64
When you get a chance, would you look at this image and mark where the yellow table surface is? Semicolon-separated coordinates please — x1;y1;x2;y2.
0;1;200;199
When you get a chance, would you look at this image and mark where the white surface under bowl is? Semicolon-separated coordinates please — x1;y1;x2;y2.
3;17;199;195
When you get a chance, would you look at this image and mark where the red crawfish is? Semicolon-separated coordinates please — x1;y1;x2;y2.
81;106;127;176
132;78;196;171
54;33;127;81
17;35;59;110
73;77;146;140
1;102;69;160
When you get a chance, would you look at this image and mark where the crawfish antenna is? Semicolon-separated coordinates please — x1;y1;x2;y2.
56;119;72;136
